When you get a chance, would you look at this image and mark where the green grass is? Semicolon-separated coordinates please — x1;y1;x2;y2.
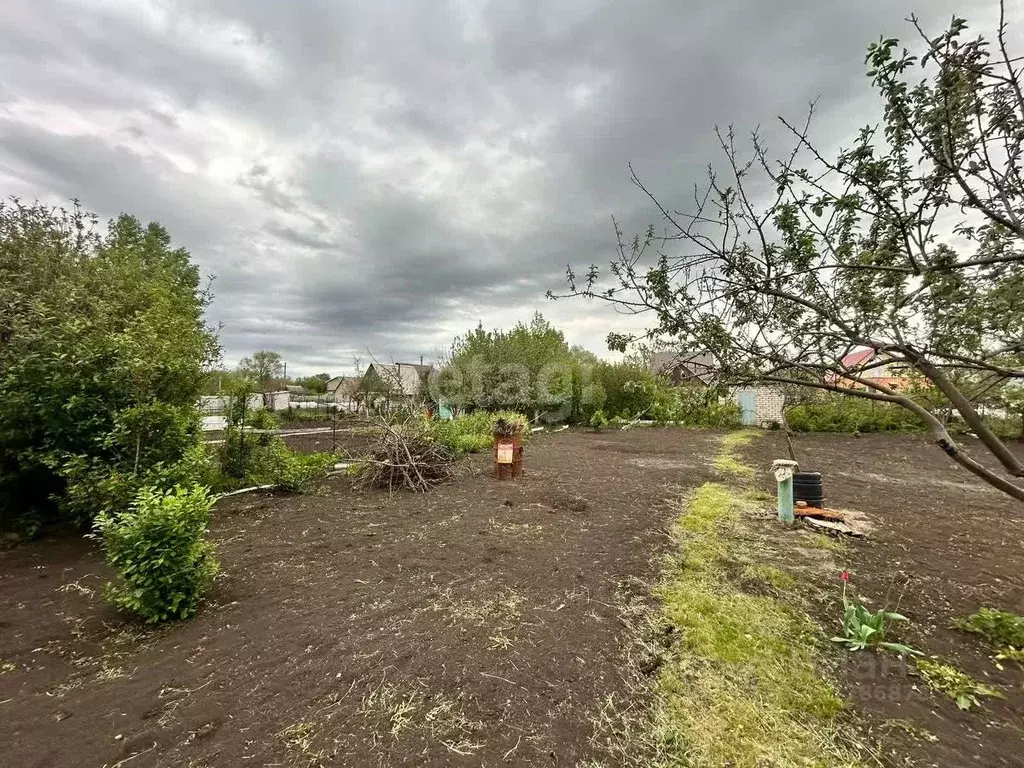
711;430;762;478
718;429;763;451
806;532;845;552
648;480;861;768
741;562;799;591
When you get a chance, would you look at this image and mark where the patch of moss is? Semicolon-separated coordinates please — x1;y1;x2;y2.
650;480;860;767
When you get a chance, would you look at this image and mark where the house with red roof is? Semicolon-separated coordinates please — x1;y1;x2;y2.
827;349;914;392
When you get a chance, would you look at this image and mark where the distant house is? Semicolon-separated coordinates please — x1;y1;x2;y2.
265;391;291;411
326;376;362;412
828;349;913;392
649;351;719;385
285;384;306;395
649;350;784;427
361;362;432;408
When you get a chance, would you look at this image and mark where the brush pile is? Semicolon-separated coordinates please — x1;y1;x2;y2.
492;414;527;438
353;418;457;493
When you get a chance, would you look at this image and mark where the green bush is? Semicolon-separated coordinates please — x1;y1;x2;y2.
427;410;529;454
247;408;279;432
216;427;333;493
218;389;279;479
451;433;493;453
218;429;251;480
644;382;742;428
785;393;1019;437
787;396;926;434
63;442;218;526
93;485;218;623
589;409;608;430
589;363;657;421
271;450;336;493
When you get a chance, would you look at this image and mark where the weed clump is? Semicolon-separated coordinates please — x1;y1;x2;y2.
913;658;1003;710
426;410;528;454
954;608;1024;651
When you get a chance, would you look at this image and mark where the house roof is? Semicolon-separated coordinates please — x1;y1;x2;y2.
839;349;876;370
650;351;718;384
403;362;432;377
337;377;361;397
367;363;426;396
326;376;361;396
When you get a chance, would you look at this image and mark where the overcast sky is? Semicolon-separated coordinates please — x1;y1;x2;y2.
0;0;1013;376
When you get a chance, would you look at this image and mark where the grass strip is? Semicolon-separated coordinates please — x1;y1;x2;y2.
711;429;762;478
644;435;862;767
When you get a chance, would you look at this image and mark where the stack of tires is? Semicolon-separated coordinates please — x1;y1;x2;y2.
794;471;824;509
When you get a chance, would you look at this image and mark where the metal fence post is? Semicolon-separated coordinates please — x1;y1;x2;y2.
239;394;247;482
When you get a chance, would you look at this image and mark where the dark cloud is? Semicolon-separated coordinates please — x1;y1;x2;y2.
0;0;1008;374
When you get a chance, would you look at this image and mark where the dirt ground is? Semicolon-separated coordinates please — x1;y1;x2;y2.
0;428;722;768
202;422;372;458
741;433;1024;768
276;424;376;457
5;429;1023;767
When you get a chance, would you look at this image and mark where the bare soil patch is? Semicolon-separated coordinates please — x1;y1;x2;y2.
0;428;721;767
203;422;372;458
277;425;376;457
740;432;1024;768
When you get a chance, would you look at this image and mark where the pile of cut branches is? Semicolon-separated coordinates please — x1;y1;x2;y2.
492;414;527;438
353;417;457;493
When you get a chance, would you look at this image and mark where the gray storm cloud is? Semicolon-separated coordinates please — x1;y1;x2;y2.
0;0;1001;374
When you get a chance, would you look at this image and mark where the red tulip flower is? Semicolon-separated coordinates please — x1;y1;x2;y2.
841;570;849;582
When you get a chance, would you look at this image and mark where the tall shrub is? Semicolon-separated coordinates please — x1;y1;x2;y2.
0;202;218;530
592;362;658;420
439;313;577;414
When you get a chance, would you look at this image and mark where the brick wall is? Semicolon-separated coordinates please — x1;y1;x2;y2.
731;386;785;427
753;387;785;426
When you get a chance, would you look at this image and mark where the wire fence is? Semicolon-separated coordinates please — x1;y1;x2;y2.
210;396;352;487
278;395;341;427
